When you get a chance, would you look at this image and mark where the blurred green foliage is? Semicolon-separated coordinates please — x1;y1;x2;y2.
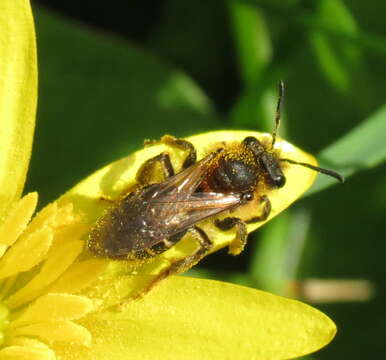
26;1;386;359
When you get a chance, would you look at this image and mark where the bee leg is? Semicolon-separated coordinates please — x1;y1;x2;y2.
245;195;271;223
214;196;271;256
136;152;176;185
102;154;174;201
214;217;247;256
145;230;187;257
128;225;212;302
160;135;197;169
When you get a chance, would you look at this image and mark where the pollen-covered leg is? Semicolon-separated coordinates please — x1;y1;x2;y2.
143;135;196;170
136;152;175;185
215;217;247;255
160;135;197;169
99;153;175;202
126;226;212;303
214;196;271;256
245;195;271;223
143;230;187;258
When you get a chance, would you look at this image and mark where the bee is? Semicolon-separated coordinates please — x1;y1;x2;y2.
88;82;343;297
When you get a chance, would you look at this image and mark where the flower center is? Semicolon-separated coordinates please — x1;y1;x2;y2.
0;302;9;346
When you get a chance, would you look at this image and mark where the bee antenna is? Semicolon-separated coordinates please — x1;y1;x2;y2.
271;81;285;149
280;158;345;183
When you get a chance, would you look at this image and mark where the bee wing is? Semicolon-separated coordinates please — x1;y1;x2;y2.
128;149;240;249
148;191;243;236
155;151;220;199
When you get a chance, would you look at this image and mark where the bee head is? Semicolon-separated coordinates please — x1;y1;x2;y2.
242;136;286;189
243;81;344;187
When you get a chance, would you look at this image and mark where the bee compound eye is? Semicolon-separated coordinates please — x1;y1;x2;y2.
242;136;264;155
243;136;259;146
274;175;286;188
242;192;254;202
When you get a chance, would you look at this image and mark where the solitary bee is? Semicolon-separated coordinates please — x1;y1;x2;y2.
88;82;343;297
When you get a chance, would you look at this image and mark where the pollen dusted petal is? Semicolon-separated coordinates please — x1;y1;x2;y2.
11;294;94;326
46;223;89;256
0;192;38;253
52;202;77;228
0;345;56;360
0;244;7;258
10;321;92;346
6;240;84;309
48;259;108;294
3;337;56;360
25;202;58;235
51;276;336;360
0;228;53;280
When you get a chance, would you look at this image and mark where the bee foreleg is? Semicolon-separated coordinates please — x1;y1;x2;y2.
245;195;271;223
214;217;247;256
128;226;212;302
214;196;271;256
136;152;175;184
160;135;197;169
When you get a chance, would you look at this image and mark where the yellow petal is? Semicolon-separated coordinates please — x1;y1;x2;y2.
0;345;55;360
0;193;38;253
0;245;7;259
11;293;94;326
25;202;58;235
6;240;84;309
0;0;37;222
10;321;91;346
3;337;56;360
52;276;336;360
0;228;52;280
46;223;88;257
51;202;77;228
48;259;108;294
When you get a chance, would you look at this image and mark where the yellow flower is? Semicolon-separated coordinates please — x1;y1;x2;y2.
0;1;336;359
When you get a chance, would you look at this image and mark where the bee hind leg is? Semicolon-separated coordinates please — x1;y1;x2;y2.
159;135;197;169
136;133;198;185
136;152;176;185
126;225;213;303
144;135;197;169
215;195;272;256
118;137;197;199
215;217;247;256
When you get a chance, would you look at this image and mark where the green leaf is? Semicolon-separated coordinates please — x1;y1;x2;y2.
26;8;221;206
250;212;291;294
308;0;361;94
229;83;286;131
227;1;281;130
228;1;272;86
307;103;386;196
249;208;311;294
308;31;351;93
147;0;234;105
